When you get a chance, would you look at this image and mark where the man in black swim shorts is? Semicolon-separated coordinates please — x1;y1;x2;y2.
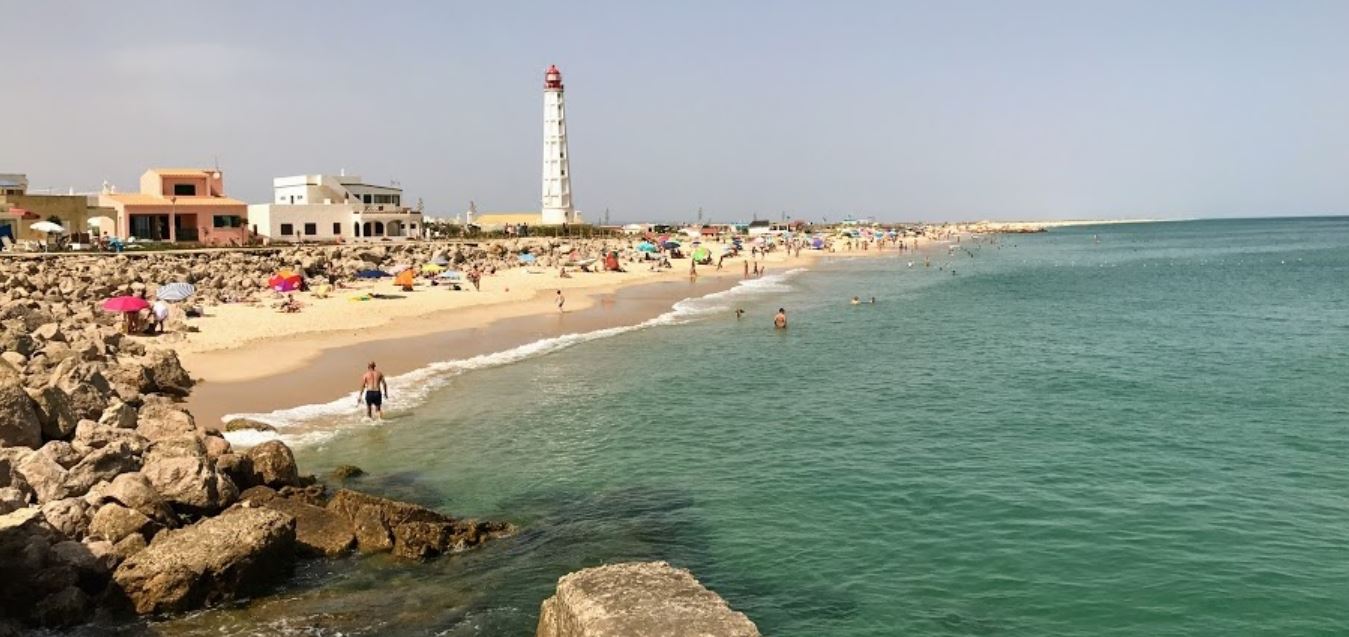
357;361;390;419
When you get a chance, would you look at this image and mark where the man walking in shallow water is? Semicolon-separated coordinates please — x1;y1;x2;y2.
358;361;389;419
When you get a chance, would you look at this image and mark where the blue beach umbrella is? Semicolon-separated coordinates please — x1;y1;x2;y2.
637;241;658;253
518;253;537;264
155;282;195;302
356;269;390;279
663;240;681;249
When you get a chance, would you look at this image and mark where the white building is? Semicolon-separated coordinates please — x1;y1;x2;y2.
247;174;423;241
540;65;576;225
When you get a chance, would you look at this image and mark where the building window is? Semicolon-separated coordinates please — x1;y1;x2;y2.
280;223;293;236
332;222;341;235
363;194;372;204
213;215;243;228
304;223;317;236
173;183;197;196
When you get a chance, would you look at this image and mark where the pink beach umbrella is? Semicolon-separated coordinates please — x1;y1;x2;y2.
101;296;149;313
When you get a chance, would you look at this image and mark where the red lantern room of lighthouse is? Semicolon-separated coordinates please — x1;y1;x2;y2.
544;65;564;91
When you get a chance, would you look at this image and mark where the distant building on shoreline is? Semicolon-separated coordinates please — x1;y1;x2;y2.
246;173;423;242
0;173;114;244
99;169;248;246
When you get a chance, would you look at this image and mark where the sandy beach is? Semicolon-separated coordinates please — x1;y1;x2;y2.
179;241;871;428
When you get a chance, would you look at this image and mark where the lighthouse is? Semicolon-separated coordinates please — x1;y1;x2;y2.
540;64;574;225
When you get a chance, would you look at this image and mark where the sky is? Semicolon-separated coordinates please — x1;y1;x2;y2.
3;1;1348;223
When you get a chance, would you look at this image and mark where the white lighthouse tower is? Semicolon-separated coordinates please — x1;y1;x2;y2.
540;64;574;225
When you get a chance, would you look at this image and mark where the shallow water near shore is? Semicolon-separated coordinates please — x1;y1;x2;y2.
147;218;1349;636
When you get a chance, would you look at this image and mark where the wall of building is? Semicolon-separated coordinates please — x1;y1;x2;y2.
0;194;102;242
248;203;422;241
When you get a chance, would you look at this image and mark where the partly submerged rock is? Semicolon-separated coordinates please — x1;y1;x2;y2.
111;506;296;615
536;561;761;637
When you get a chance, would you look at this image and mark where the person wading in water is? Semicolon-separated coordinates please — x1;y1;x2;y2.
357;361;389;419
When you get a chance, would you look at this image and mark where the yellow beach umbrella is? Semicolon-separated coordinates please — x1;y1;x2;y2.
421;263;446;274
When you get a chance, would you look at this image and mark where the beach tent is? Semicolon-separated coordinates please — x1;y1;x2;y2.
692;246;711;262
356;269;391;279
156;282;195;302
394;269;415;288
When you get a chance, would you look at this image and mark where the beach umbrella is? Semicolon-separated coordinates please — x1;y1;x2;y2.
692;246;710;261
437;270;463;280
431;255;451;266
394;269;415;287
385;263;412;275
269;273;302;292
662;240;680;249
356;269;390;279
156;282;195;302
811;237;825;249
30;221;64;234
636;241;657;253
101;296;148;313
421;263;446;274
518;253;537;264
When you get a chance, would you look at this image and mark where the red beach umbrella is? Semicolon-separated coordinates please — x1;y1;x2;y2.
268;273;303;292
102;296;149;313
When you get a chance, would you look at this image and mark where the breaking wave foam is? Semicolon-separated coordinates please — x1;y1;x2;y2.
223;269;805;448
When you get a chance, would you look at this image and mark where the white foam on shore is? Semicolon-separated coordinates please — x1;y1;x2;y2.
222;269;805;448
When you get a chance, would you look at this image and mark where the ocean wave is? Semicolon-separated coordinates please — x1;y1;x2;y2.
222;269;806;448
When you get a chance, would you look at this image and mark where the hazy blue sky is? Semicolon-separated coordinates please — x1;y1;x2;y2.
4;1;1348;222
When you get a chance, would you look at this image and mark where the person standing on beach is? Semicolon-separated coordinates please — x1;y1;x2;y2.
743;260;749;278
556;289;565;312
357;362;389;420
774;308;788;329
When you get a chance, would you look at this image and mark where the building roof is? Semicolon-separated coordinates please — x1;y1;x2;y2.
102;194;247;207
147;168;217;177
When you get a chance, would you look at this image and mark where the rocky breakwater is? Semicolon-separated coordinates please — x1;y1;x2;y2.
0;318;514;631
537;561;761;637
0;237;641;312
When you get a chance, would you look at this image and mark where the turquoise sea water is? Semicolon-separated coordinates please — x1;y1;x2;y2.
166;218;1349;636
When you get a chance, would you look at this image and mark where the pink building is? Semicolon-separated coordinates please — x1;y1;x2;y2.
100;169;249;246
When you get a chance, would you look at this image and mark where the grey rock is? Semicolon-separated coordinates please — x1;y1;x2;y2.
64;442;141;497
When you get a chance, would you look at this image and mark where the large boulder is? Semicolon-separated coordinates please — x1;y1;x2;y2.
244;440;299;488
71;419;148;457
40;497;89;538
28;386;79;441
111;506;296;615
88;503;158;545
135;398;198;442
536;562;761;637
140;437;238;516
64;441;141;497
142;349;193;396
246;489;355;557
0;381;41;448
326;489;449;552
87;471;176;526
16;450;71;503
